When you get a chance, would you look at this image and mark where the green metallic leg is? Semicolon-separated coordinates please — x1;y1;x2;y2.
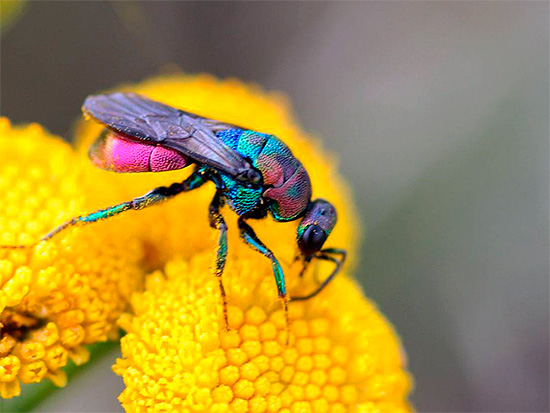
208;192;230;330
291;248;347;301
238;217;286;297
0;171;206;249
238;217;290;342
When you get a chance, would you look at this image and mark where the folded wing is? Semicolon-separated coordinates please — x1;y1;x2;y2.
82;92;253;179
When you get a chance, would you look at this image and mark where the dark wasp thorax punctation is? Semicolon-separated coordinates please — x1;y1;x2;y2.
216;128;312;221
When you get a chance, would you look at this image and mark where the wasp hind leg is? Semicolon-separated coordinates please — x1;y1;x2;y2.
291;248;347;301
0;171;207;250
237;217;290;344
208;191;230;330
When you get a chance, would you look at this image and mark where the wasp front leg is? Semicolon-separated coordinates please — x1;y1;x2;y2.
208;191;230;330
0;171;207;250
238;217;290;343
291;248;347;301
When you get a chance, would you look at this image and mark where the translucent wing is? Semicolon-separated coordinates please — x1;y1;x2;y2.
82;92;253;179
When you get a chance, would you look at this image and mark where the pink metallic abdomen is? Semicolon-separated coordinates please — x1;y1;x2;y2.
89;130;189;173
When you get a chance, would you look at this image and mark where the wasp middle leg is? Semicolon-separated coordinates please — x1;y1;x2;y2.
238;216;290;344
208;191;230;330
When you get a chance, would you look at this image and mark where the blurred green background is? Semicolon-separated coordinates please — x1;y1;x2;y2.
1;1;548;412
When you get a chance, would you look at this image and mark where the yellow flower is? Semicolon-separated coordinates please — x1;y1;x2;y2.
114;255;411;413
81;75;414;412
0;74;413;408
0;119;144;398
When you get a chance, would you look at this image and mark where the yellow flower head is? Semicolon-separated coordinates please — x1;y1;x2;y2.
70;75;414;412
0;119;144;398
115;255;411;413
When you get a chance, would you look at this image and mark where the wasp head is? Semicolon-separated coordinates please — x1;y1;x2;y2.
297;199;337;258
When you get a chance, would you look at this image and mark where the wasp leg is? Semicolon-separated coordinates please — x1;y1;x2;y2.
290;248;347;302
238;217;290;344
297;256;313;278
208;192;230;330
0;171;206;249
321;247;347;262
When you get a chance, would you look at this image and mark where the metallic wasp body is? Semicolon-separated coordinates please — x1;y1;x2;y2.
2;92;346;331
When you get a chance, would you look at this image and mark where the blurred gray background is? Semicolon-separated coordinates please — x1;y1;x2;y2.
1;1;548;412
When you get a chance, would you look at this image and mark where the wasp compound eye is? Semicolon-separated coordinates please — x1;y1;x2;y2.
297;199;337;257
298;224;328;257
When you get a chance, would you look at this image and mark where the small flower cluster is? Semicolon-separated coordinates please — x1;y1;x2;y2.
0;119;144;397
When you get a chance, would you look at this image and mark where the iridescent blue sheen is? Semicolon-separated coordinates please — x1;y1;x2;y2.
237;131;267;160
217;128;312;221
216;128;242;150
218;173;263;216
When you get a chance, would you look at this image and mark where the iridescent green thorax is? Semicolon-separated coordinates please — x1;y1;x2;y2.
218;173;263;216
217;128;312;220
